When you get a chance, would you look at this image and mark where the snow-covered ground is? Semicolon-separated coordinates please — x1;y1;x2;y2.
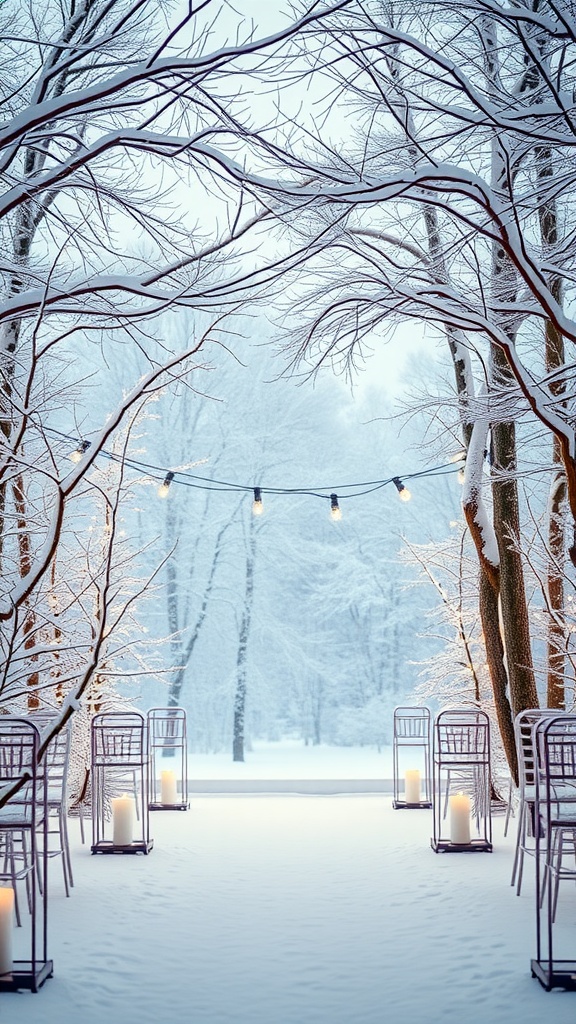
187;739;394;780
4;743;576;1023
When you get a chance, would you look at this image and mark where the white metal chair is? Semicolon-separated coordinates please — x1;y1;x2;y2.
531;713;576;991
510;708;563;896
0;719;40;928
31;715;74;897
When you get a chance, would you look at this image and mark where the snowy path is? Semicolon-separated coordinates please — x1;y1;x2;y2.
5;795;576;1024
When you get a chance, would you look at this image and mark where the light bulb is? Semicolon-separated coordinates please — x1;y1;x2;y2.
252;487;264;516
330;493;342;521
70;440;90;463
157;471;174;498
457;468;465;484
393;477;411;502
450;450;466;464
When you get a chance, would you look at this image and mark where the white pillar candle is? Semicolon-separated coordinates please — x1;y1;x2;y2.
404;769;421;804
111;794;135;846
161;770;177;805
450;792;471;844
0;887;14;977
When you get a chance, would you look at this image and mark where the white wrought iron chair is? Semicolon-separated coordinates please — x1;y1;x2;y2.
0;718;41;927
534;714;576;920
510;708;563;896
531;713;576;990
31;714;74;897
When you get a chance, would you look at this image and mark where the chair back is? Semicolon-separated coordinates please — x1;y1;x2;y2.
514;708;562;795
434;708;490;764
91;712;147;767
533;714;576;826
147;708;186;745
393;707;430;743
0;718;40;825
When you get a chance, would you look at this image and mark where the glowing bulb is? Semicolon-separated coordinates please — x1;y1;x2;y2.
393;477;411;502
450;451;466;463
70;440;90;463
157;471;174;498
330;493;342;521
457;468;466;484
252;487;263;516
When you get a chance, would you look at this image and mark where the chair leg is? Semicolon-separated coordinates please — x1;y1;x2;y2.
60;807;73;890
78;804;85;845
22;832;33;915
37;813;70;898
503;779;515;838
443;771;452;819
510;801;525;890
133;771;140;821
35;827;44;896
549;828;576;923
552;831;562;923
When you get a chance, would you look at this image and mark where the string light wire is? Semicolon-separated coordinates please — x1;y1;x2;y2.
47;427;465;507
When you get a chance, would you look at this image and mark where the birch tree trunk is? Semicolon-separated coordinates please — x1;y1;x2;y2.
233;511;257;763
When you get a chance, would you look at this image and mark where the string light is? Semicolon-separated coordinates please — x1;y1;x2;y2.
450;451;466;464
157;471;174;499
392;477;411;502
330;493;342;521
457;467;466;485
69;440;91;463
52;430;465;509
252;487;264;516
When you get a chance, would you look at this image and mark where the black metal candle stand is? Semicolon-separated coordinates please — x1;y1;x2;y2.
530;959;576;992
148;801;189;812
0;718;53;993
147;708;189;813
392;706;432;811
90;839;154;855
0;959;54;992
90;711;153;856
430;838;493;853
393;799;433;810
431;708;493;854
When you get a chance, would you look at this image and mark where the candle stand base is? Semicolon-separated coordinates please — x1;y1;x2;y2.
0;959;53;993
91;839;154;855
393;799;432;809
431;838;493;852
531;959;576;991
149;801;189;811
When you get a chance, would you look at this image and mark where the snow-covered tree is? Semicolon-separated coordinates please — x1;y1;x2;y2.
0;0;357;784
218;0;576;774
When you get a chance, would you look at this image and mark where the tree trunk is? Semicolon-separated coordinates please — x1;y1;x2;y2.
479;570;518;784
490;362;538;717
547;464;567;708
425;218;521;774
233;514;256;762
167;515;236;708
